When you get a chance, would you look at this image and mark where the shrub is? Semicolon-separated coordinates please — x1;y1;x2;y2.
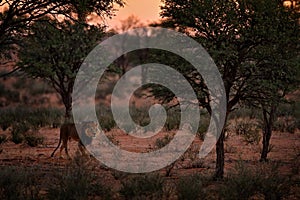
0;166;41;200
11;122;30;144
0;109;16;130
176;174;207;200
120;173;165;200
0;107;63;131
47;156;112;200
24;134;44;147
220;162;291;200
155;135;172;149
197;115;210;141
274;116;297;133
220;162;263;200
233;118;261;145
0;134;7;144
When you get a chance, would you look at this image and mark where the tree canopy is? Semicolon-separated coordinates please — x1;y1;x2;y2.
18;19;105;119
159;0;300;178
0;0;124;60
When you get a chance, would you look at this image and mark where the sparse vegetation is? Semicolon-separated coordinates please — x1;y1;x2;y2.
0;107;63;131
176;173;207;200
220;162;292;200
0;166;42;200
47;156;112;200
231;118;261;145
0;134;7;144
155;135;172;149
119;173;165;199
24;134;44;147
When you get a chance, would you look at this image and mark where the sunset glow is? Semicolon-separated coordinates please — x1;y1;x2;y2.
106;0;162;28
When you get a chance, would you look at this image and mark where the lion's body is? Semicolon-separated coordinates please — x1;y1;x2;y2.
51;122;100;159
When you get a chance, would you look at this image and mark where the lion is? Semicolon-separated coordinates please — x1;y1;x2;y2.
51;121;100;159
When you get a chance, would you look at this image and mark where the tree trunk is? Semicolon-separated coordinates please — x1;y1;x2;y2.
215;128;226;179
260;106;276;162
62;92;73;123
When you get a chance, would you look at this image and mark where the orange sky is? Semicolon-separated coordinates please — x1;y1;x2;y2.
106;0;162;28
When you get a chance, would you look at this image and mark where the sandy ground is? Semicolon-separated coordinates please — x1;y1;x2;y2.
0;127;299;173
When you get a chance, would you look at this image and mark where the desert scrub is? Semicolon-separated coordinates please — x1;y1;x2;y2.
155;135;172;149
0;107;63;130
0;166;42;200
220;162;291;200
24;133;44;147
0;134;7;144
230;118;261;145
11;122;30;144
47;156;112;200
176;173;208;200
120;173;165;200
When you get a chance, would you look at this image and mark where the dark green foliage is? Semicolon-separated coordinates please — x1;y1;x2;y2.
176;174;207;200
0;0;124;60
18;18;105;119
233;119;261;145
0;107;63;131
120;173;165;200
24;134;44;147
0;83;20;104
155;135;172;149
47;156;112;200
197;113;210;141
0;134;7;144
11;122;29;144
0;166;42;200
220;162;291;200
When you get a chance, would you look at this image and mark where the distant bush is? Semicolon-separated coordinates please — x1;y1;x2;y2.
0;134;7;144
231;118;261;145
229;107;260;119
11;122;30;144
274;116;297;133
24;134;44;147
0;82;20;103
120;173;165;199
0;107;63;131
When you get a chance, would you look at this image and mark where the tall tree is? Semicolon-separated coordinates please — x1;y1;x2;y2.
159;0;299;178
0;0;124;62
18;19;104;119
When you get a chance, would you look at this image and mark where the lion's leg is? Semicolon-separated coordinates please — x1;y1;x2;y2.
61;138;71;159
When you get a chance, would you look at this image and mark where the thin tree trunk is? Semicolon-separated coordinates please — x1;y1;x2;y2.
62;92;73;123
215;128;226;179
260;105;276;162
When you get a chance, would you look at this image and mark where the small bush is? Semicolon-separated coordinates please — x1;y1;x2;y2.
220;163;263;200
11;122;30;144
0;166;41;200
155;135;172;149
233;118;261;145
274;116;297;133
0;107;63;131
24;134;44;147
197;115;210;141
120;173;165;200
177;174;207;200
0;114;13;131
47;156;112;200
0;134;7;144
220;162;291;200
